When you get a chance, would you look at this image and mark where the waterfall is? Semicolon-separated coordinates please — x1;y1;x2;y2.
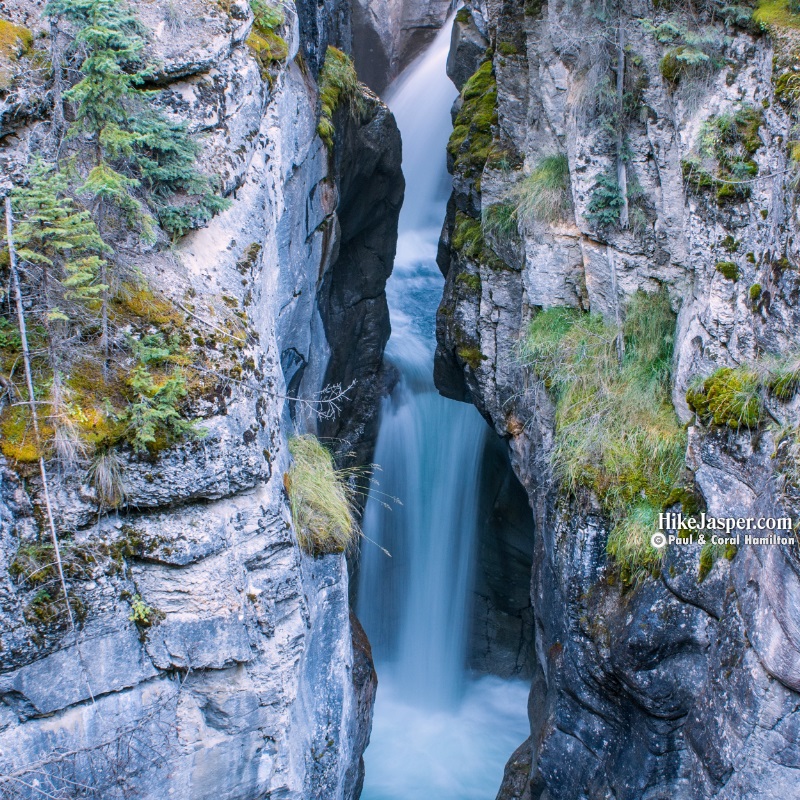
356;15;486;710
357;17;530;800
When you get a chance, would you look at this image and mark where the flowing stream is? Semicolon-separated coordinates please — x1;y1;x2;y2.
356;18;530;800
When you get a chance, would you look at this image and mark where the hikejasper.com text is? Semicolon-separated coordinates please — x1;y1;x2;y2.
659;512;793;535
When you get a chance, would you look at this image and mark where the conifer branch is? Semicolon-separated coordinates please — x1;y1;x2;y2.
4;195;74;631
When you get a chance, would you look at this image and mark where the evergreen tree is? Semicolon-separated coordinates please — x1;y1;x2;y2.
12;157;109;320
45;0;228;237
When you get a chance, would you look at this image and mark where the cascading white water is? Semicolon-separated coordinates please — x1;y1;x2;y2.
357;17;530;800
356;12;486;711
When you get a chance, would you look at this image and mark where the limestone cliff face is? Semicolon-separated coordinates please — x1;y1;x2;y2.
0;1;400;798
437;1;800;797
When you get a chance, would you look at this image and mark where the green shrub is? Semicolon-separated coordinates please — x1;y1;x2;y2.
520;290;685;584
513;154;572;225
646;20;725;86
585;171;624;228
684;105;764;205
317;46;364;150
287;434;357;554
46;0;230;237
129;594;154;625
715;261;740;280
659;45;710;85
749;282;762;301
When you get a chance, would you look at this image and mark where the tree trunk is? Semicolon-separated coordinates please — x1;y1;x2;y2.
615;20;629;229
50;18;66;143
4;196;75;630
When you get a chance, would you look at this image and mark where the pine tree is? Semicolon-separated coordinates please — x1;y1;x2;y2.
12;158;111;465
45;0;229;238
12;157;109;320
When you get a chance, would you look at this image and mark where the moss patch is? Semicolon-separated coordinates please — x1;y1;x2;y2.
687;367;763;428
457;345;486;369
452;211;509;270
715;260;740;280
0;18;33;90
455;272;482;293
447;60;498;185
498;41;520;56
0;405;53;463
317;46;364;150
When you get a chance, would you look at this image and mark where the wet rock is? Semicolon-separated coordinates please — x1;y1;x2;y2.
437;1;800;797
446;9;489;92
318;88;404;468
351;0;452;92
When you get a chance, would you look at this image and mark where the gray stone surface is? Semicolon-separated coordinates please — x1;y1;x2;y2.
0;1;395;797
435;2;800;799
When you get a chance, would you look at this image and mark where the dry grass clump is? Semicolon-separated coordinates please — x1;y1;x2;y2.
287;434;358;555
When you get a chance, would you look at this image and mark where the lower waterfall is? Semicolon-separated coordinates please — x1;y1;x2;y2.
356;18;531;800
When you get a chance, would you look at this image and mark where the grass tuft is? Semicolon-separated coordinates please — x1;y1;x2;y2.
687;367;763;428
519;290;685;585
317;46;364;150
287;434;357;555
512;154;572;226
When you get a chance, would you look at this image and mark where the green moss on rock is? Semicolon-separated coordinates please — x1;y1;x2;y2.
317;46;364;150
686;367;763;428
715;260;740;280
457;345;487;369
447;60;498;184
455;272;482;293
